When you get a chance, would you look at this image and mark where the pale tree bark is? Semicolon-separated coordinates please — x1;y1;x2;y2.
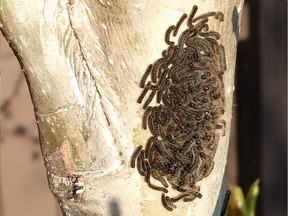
0;0;244;215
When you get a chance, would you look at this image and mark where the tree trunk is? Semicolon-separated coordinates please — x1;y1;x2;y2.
0;0;244;215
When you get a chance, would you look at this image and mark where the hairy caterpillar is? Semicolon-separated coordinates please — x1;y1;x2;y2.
132;5;226;211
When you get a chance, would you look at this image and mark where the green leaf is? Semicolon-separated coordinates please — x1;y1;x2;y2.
227;183;247;216
245;179;260;216
227;180;260;216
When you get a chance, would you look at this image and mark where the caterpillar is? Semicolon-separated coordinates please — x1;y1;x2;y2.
132;5;226;211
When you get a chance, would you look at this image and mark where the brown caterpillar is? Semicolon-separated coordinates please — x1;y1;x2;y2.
132;5;226;211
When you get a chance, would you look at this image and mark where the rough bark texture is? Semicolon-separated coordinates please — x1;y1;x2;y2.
0;0;244;215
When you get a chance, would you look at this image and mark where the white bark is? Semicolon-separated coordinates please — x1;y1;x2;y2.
0;0;244;215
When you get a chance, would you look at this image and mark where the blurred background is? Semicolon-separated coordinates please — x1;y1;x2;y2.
0;1;287;215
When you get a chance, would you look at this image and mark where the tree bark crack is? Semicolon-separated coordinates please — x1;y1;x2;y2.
35;104;77;117
67;0;112;128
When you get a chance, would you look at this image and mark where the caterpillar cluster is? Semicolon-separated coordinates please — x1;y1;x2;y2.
131;6;226;211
